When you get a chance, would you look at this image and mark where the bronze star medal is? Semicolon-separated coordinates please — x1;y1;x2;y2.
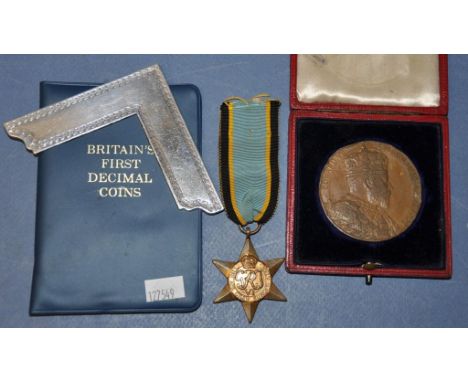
213;232;286;323
216;95;285;323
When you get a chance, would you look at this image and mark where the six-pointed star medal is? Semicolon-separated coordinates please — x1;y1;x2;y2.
213;236;286;323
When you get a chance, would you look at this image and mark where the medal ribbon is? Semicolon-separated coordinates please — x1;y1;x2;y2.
219;95;280;227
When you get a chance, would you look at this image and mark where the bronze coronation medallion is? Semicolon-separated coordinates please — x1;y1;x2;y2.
319;141;422;242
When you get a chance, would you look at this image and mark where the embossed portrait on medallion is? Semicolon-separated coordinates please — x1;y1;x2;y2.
319;141;422;242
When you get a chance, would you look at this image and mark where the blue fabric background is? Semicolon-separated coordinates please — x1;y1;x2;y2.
0;54;467;327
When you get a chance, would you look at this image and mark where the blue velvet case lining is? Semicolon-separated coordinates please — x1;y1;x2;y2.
293;117;446;269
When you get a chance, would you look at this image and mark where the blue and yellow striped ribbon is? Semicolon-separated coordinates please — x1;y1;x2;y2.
219;95;280;227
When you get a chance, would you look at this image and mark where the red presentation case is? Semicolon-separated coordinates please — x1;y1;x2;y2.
286;54;451;283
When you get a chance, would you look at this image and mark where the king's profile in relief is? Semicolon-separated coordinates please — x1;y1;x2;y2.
329;144;399;241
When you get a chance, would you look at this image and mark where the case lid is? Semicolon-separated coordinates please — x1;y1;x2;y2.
290;54;448;115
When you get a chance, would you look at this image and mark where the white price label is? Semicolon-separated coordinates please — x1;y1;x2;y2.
144;276;185;303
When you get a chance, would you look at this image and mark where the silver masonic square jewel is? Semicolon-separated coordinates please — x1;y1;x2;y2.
3;65;223;214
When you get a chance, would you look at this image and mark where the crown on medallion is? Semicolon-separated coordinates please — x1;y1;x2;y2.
344;145;388;176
